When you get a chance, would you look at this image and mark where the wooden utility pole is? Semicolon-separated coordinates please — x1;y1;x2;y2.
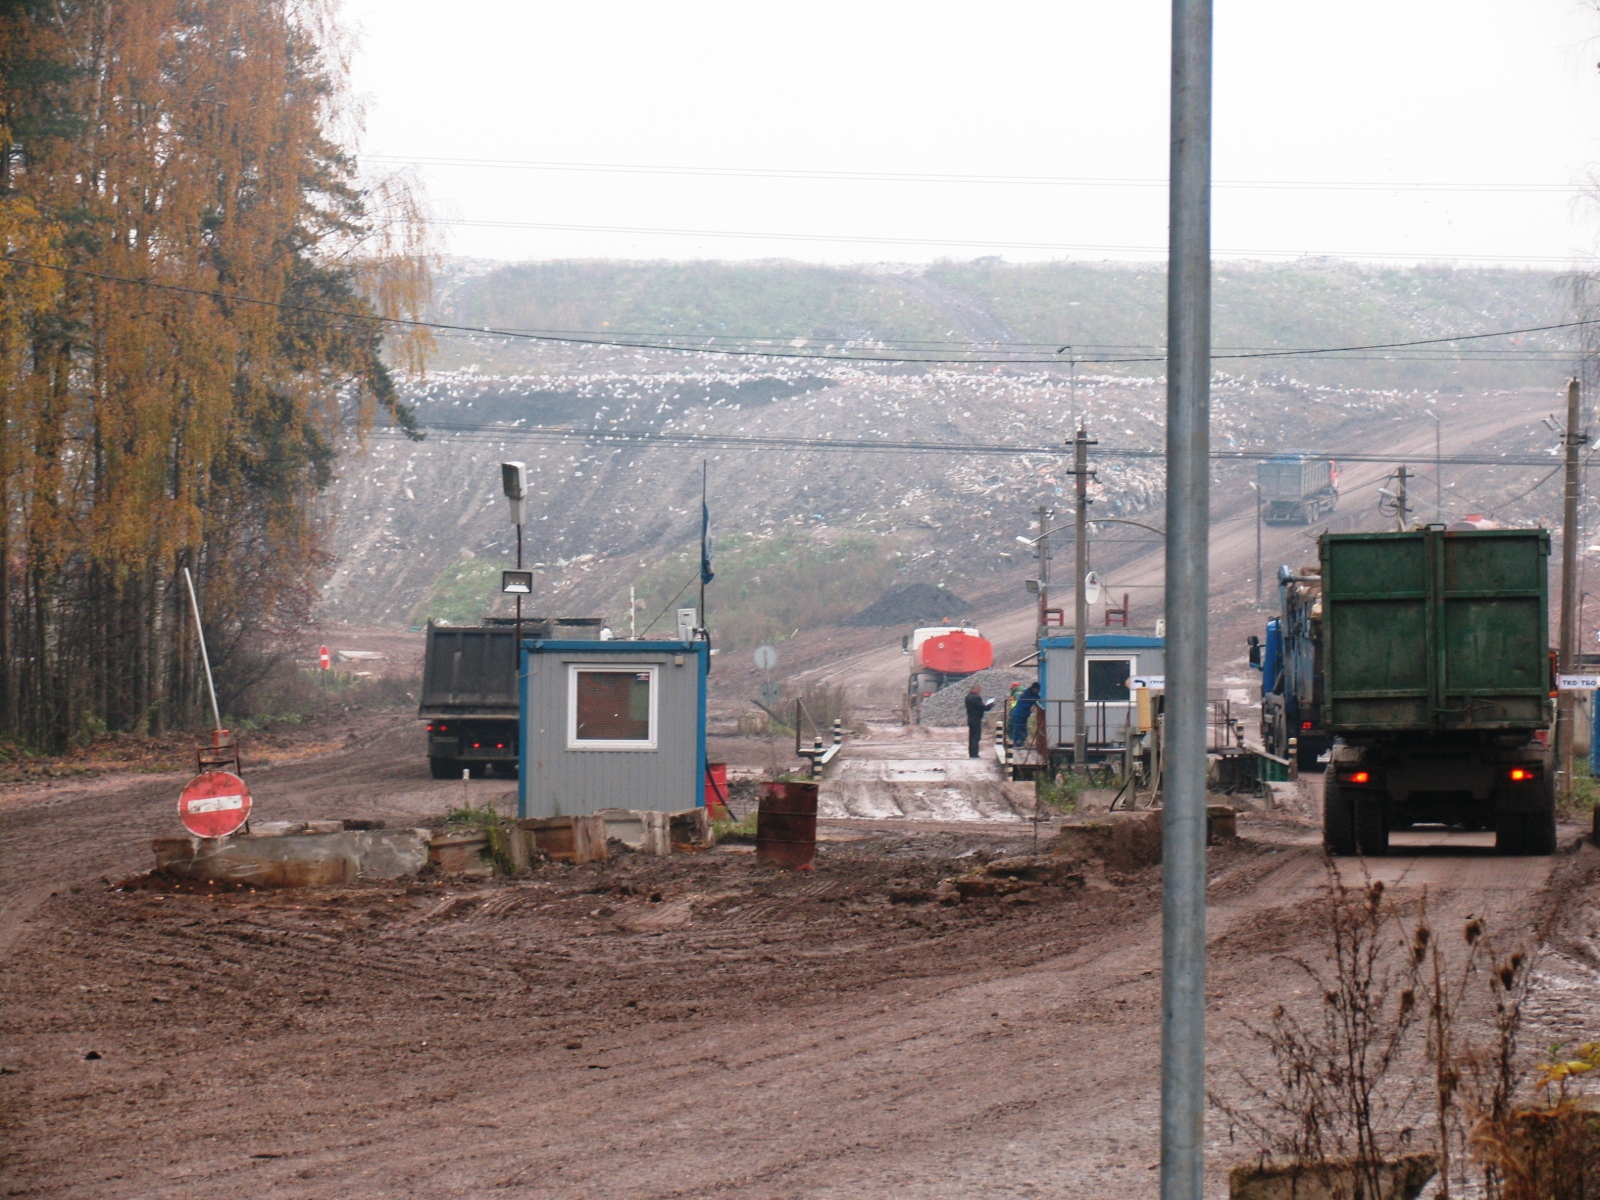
1070;428;1097;773
1558;377;1584;804
1390;465;1411;532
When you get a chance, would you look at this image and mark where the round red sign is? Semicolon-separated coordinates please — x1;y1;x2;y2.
178;771;252;838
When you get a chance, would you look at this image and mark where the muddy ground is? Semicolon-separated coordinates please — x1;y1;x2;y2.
4;716;1600;1198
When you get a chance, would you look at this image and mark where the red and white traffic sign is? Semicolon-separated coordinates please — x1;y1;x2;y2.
178;771;252;838
318;645;330;670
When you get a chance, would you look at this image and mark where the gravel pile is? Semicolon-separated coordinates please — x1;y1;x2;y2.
920;666;1037;726
844;583;969;628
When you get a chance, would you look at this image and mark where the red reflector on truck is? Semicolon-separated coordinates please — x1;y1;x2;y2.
1346;771;1370;784
1301;721;1313;730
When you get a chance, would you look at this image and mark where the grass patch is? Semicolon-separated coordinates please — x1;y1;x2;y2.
1560;761;1600;820
408;557;506;627
628;528;907;655
1036;773;1084;814
712;811;759;841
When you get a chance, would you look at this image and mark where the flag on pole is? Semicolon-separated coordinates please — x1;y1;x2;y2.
700;469;714;587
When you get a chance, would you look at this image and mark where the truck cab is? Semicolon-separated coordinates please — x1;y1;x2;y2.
1251;566;1329;769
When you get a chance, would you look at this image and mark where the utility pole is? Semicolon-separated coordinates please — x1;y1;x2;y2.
1070;429;1097;774
1163;1;1212;1197
1253;481;1262;606
1381;465;1412;532
1559;377;1584;805
1035;504;1054;630
1428;409;1443;523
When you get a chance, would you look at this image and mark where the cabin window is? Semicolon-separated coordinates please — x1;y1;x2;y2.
567;664;658;749
1086;657;1135;703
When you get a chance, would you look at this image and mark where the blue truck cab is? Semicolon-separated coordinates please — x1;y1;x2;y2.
1249;565;1330;769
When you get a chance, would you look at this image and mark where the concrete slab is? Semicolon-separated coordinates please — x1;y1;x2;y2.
153;828;430;886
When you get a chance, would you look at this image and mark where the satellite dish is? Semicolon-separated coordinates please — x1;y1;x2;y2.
753;645;779;671
1084;571;1103;606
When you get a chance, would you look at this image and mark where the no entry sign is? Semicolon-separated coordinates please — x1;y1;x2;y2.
318;645;330;670
179;771;251;838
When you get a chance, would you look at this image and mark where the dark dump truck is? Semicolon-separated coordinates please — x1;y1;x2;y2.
1258;454;1340;525
1254;565;1329;769
419;617;604;778
1320;528;1556;856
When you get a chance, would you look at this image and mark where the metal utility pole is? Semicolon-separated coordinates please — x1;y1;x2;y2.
1558;377;1584;804
1070;429;1097;773
1162;1;1211;1197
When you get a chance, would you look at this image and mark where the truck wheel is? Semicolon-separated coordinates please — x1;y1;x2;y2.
1355;800;1388;856
1525;807;1557;855
1323;778;1357;855
1494;812;1526;856
429;757;460;780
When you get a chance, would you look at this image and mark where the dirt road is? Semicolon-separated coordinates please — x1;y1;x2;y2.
3;718;1598;1198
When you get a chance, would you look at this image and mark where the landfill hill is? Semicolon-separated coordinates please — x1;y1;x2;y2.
320;337;1573;684
433;256;1573;392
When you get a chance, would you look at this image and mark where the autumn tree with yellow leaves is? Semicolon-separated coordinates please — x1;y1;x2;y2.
0;0;429;749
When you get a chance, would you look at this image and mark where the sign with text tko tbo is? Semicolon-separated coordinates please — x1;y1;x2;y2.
178;771;252;838
1557;674;1600;692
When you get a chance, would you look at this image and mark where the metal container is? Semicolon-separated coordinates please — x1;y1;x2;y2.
1321;529;1551;733
756;781;817;869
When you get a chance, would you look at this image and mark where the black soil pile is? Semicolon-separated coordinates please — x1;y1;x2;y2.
844;583;969;628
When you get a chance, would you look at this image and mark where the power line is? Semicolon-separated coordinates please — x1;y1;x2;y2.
6;254;1596;368
382;418;1569;468
436;217;1587;267
368;154;1582;194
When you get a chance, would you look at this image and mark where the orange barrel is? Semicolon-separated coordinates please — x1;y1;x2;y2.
704;762;730;817
756;781;818;869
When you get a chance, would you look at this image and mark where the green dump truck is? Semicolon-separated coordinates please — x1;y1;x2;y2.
1320;528;1556;856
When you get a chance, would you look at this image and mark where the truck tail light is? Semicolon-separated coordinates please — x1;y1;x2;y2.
1509;767;1539;782
1301;721;1313;730
1344;770;1370;784
425;723;433;732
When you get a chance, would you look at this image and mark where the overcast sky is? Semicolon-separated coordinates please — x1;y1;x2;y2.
341;1;1600;267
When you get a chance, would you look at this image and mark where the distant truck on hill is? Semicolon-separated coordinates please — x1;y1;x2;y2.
1258;454;1340;525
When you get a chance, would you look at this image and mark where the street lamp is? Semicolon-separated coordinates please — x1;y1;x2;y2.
500;462;527;647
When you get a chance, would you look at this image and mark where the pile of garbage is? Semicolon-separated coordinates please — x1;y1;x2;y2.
919;667;1035;726
844;583;969;627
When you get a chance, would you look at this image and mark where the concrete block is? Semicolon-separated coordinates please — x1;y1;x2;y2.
640;811;672;857
1051;811;1163;868
1207;805;1238;844
596;808;647;850
519;815;607;864
150;828;430;887
251;821;308;838
669;806;712;850
302;820;345;835
429;831;493;876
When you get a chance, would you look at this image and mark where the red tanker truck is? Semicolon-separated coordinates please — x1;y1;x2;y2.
903;623;994;722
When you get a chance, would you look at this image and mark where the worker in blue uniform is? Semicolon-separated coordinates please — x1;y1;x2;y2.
1009;681;1040;748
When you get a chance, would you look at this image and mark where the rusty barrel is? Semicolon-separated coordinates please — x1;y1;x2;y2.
756;781;818;869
